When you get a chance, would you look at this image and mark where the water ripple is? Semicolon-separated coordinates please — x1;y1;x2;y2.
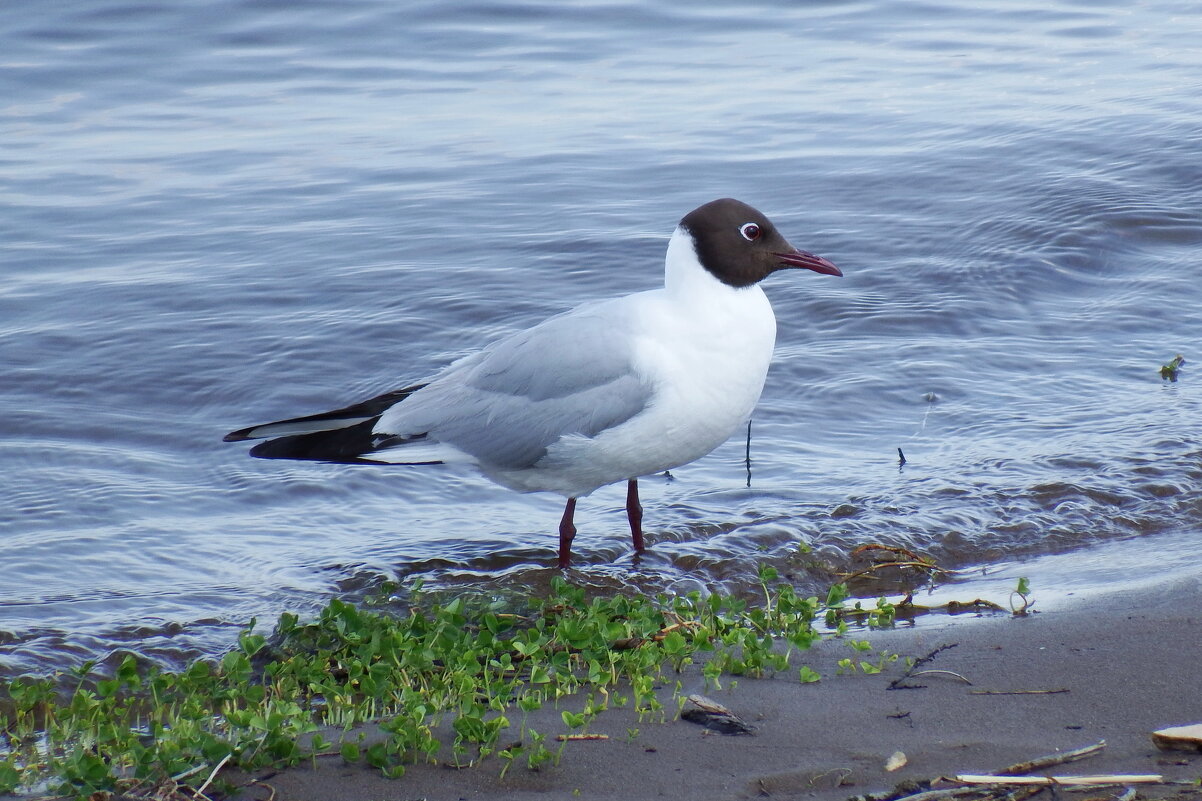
2;0;1201;676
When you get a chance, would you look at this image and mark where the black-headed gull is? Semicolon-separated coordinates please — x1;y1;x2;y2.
225;198;842;567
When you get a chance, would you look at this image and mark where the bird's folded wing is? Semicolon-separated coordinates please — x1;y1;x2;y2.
373;303;654;469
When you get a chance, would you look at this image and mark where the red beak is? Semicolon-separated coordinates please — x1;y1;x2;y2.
775;249;842;277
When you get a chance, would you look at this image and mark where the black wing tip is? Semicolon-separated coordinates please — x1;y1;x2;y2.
248;438;296;459
241;418;378;461
221;382;430;445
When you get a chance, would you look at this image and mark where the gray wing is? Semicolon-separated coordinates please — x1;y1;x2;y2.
374;300;653;469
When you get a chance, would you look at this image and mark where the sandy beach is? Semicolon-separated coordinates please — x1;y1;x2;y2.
233;574;1202;801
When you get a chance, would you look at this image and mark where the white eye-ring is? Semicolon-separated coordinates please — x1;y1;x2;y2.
739;222;761;241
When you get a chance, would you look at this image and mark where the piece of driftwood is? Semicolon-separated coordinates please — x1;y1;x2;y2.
882;742;1110;801
680;694;756;735
903;599;1008;615
1151;723;1202;752
954;774;1164;786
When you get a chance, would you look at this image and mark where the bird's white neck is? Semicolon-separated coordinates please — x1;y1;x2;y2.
664;225;759;304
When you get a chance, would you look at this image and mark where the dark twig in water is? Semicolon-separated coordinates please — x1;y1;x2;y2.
851;543;934;563
841;544;944;585
839;560;944;584
895;597;1009;617
898;447;906;466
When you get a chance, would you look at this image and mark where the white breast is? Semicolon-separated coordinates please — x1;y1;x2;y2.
494;227;778;497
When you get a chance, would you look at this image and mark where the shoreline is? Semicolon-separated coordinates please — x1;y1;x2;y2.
234;574;1202;801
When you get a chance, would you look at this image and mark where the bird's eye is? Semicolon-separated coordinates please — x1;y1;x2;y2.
739;222;761;241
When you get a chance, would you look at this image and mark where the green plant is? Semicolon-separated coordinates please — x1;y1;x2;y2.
0;570;864;798
1160;353;1185;381
1011;577;1032;615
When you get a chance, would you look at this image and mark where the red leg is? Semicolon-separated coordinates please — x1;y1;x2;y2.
626;478;645;553
558;497;577;569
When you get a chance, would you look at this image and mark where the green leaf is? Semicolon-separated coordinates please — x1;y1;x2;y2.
825;583;849;609
365;742;389;769
239;632;267;657
513;639;541;657
1160;354;1185;381
0;762;21;795
660;630;686;655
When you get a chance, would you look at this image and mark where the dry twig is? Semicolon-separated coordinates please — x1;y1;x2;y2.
889;643;959;690
994;740;1106;775
556;733;610;741
969;689;1068;696
874;742;1110;801
896;599;1008;616
248;779;278;801
611;618;700;650
999;786;1045;801
910;669;972;685
193;752;232;799
840;561;945;584
851;544;931;562
878;787;985;801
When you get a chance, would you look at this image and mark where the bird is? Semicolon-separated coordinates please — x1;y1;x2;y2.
224;198;842;568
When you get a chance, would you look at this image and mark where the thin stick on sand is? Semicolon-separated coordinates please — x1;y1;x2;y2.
556;734;610;742
993;741;1106;775
969;689;1069;696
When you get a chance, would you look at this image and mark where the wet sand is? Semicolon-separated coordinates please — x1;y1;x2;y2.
239;576;1202;800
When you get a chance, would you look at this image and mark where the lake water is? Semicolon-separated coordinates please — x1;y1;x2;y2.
2;0;1200;677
